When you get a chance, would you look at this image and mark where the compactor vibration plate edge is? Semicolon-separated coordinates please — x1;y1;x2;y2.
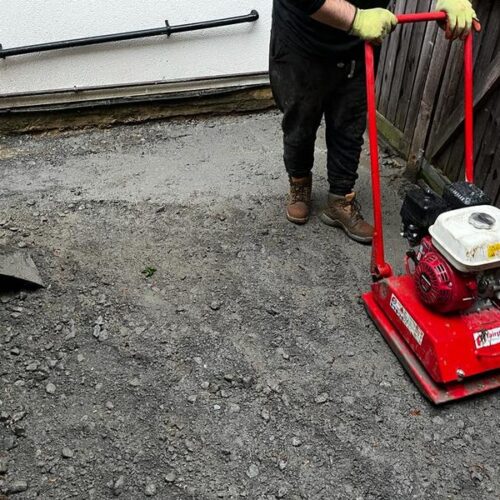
363;286;500;404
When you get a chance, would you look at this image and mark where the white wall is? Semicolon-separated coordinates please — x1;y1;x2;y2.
0;0;271;97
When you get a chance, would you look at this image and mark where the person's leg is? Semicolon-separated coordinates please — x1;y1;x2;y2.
269;31;328;224
320;61;374;243
325;61;367;195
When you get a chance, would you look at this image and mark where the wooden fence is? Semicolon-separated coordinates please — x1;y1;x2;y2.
377;0;500;203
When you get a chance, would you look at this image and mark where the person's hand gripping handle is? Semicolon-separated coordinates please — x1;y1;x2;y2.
436;0;481;40
349;8;398;43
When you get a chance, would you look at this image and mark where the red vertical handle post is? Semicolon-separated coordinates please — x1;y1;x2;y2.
365;42;392;280
464;32;474;183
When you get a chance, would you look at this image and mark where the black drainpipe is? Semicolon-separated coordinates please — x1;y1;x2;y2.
0;10;259;59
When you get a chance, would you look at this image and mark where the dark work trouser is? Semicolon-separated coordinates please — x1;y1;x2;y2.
269;32;368;196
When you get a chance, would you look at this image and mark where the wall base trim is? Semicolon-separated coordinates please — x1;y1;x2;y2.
0;72;270;112
0;83;275;134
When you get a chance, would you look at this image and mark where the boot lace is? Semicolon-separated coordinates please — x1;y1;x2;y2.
290;185;311;204
341;198;363;223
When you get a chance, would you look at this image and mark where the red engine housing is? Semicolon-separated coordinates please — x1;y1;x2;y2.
413;237;478;313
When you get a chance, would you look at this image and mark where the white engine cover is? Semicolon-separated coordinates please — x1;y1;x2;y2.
429;205;500;272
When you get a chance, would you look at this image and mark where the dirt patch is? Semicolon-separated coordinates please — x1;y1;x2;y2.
0;112;498;499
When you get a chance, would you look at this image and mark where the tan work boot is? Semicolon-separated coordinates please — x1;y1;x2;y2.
320;192;374;244
286;175;312;225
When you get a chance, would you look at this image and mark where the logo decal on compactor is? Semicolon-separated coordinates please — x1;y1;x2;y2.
390;294;425;345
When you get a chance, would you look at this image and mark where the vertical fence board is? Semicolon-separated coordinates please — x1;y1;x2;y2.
377;0;408;116
401;22;439;138
425;40;462;154
376;0;398;102
407;31;449;166
395;0;433;131
385;0;418;123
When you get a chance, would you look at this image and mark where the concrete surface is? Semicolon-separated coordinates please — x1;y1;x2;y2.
0;112;499;500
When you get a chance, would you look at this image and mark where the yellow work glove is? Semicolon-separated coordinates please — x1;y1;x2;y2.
349;8;398;42
436;0;479;40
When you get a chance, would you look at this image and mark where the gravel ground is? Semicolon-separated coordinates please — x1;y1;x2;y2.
0;112;499;500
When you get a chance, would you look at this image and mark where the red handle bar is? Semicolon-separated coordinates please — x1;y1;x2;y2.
365;11;475;280
397;12;447;23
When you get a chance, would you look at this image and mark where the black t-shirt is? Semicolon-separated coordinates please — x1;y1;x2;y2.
272;0;390;60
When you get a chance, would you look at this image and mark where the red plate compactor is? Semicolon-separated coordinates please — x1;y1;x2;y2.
363;11;500;404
